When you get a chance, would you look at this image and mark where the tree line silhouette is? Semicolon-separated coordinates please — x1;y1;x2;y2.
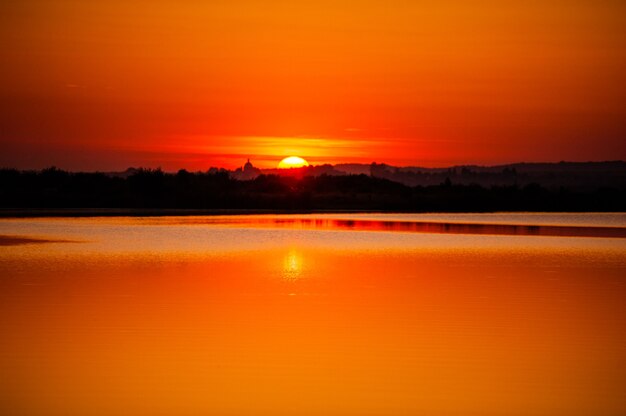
0;167;624;213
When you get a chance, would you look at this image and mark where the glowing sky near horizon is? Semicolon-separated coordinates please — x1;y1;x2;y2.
1;0;625;170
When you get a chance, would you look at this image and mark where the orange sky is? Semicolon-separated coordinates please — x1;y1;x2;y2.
1;0;625;170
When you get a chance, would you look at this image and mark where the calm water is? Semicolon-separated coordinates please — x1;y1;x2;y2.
1;213;625;415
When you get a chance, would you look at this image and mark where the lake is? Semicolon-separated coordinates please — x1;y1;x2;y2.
1;213;625;415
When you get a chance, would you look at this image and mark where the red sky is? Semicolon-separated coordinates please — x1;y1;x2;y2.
1;0;625;170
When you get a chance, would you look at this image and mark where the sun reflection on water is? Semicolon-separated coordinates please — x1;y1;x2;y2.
282;249;303;280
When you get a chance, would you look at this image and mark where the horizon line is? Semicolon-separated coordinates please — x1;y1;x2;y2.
2;159;625;174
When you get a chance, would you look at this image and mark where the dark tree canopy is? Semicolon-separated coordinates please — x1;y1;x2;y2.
0;167;624;213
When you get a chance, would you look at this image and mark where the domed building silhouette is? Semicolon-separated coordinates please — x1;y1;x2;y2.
243;158;254;173
231;158;261;180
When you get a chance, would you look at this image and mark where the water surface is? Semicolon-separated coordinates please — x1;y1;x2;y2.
1;214;625;415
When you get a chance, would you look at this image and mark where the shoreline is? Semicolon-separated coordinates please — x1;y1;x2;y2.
1;208;625;218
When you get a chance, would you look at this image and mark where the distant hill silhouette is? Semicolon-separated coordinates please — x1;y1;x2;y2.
1;161;625;213
261;161;626;191
94;161;626;191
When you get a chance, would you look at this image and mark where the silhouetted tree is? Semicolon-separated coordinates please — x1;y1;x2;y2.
0;167;625;212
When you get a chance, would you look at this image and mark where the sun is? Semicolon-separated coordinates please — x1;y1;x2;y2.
278;156;309;169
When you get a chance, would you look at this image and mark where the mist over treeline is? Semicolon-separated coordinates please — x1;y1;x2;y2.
1;166;625;212
237;160;626;190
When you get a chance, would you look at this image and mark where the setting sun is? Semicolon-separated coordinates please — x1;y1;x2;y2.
278;156;309;169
